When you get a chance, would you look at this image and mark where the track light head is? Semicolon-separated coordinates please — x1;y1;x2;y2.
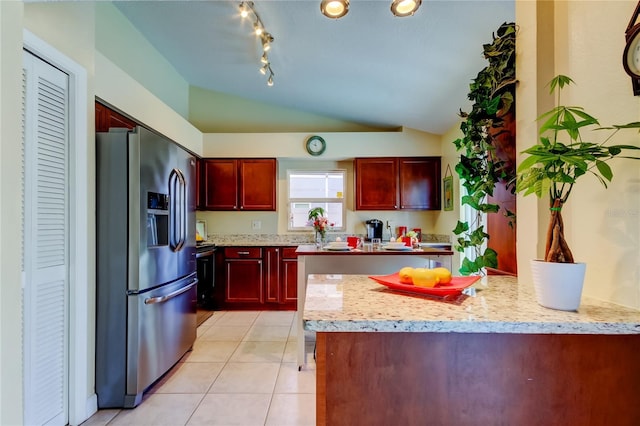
239;2;250;18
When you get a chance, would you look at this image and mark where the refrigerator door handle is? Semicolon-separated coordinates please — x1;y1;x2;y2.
144;279;198;305
169;168;187;252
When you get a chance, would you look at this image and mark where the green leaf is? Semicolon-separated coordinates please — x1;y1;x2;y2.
517;155;542;172
453;221;470;235
595;160;613;181
612;122;640;129
482;248;499;268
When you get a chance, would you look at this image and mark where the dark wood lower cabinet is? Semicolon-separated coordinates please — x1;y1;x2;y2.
216;246;296;310
281;247;298;303
316;332;640;426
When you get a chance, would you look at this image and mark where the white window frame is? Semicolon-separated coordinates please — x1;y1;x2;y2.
287;169;346;232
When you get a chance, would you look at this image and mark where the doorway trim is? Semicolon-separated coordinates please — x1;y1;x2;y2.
23;30;93;425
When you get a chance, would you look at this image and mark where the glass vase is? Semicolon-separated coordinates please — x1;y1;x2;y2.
315;231;326;248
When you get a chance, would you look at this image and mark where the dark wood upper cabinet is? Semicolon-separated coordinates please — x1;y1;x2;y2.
355;157;441;211
201;158;276;211
95;101;137;132
354;158;398;210
239;159;277;210
203;159;239;210
399;157;441;210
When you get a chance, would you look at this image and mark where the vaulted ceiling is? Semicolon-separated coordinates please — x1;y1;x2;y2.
115;0;515;135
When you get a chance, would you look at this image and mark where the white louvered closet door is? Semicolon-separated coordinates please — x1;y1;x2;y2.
22;50;69;426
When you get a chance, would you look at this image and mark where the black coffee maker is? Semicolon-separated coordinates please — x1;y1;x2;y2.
365;219;383;241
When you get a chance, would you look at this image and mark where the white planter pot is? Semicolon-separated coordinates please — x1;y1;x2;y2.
530;260;586;311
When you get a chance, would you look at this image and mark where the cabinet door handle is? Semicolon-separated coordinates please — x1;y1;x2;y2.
237;251;250;255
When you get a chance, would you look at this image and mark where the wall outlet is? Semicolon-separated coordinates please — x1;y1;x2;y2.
252;220;261;230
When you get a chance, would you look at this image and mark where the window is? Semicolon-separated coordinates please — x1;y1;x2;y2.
287;170;345;231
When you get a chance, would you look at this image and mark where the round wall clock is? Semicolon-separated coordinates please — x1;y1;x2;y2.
623;24;640;78
305;135;326;156
623;3;640;95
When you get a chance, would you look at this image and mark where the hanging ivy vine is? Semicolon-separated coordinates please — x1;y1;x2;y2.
452;22;517;275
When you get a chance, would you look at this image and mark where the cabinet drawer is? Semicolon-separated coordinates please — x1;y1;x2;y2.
224;247;262;258
281;247;298;259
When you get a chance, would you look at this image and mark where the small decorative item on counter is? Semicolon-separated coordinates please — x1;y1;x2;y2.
412;228;421;242
347;235;362;249
396;230;419;247
397;226;407;238
308;207;334;247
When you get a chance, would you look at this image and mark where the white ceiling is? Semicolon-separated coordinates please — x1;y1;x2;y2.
115;0;515;135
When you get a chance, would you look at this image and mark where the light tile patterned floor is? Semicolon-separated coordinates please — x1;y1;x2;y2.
82;311;317;426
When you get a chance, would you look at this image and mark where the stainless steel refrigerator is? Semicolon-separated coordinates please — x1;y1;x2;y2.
96;126;197;408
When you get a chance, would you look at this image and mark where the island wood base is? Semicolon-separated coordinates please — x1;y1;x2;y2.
315;332;640;426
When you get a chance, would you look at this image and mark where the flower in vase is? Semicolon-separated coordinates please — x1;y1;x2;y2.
307;207;334;239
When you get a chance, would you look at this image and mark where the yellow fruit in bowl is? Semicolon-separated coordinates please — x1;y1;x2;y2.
432;267;452;284
412;268;438;288
398;267;414;284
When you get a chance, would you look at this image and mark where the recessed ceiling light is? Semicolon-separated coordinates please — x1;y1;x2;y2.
320;0;349;19
390;0;422;17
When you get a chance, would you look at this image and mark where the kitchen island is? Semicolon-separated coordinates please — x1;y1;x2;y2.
304;274;640;426
295;244;453;367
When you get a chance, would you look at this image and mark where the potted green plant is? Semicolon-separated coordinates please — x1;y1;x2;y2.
516;75;640;310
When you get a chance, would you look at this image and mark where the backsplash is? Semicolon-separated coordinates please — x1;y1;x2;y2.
206;233;450;245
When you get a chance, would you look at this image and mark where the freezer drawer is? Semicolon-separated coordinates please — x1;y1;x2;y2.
96;273;197;408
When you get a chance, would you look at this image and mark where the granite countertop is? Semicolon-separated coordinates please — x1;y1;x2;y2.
214;241;302;247
303;274;640;335
296;244;453;255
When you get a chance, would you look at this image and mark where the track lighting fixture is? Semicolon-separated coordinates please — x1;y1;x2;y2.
238;1;276;86
390;0;422;17
320;0;349;19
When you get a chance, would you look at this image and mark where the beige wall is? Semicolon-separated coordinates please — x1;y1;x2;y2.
1;3;26;425
201;127;440;158
190;85;388;133
517;0;640;308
